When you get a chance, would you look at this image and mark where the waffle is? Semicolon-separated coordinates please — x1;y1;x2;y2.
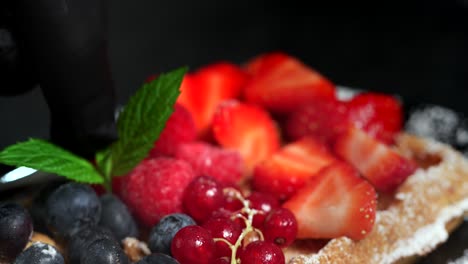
284;133;468;264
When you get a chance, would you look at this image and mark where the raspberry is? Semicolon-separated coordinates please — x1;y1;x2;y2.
174;141;244;185
119;157;197;226
149;103;197;157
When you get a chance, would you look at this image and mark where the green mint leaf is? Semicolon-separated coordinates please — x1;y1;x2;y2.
0;138;103;184
108;66;187;176
95;148;112;178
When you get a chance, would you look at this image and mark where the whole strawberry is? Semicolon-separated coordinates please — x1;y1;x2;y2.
119;157;197;227
149;103;197;157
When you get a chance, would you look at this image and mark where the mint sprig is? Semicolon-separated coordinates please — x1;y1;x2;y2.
0;139;103;183
106;66;186;177
0;67;187;191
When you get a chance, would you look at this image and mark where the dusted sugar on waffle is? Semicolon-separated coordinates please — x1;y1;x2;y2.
405;105;468;152
284;134;468;264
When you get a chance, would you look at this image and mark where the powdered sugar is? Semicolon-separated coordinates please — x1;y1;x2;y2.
335;86;360;101
380;198;468;264
448;249;468;264
405;105;461;145
40;243;58;259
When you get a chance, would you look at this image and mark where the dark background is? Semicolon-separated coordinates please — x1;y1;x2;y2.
0;0;467;150
1;2;468;262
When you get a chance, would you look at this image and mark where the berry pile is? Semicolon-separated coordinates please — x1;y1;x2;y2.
0;51;421;263
168;175;295;264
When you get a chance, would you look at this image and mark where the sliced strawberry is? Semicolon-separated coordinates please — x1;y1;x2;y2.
196;61;248;99
252;136;337;201
243;52;335;114
244;51;289;76
334;127;418;192
283;162;377;240
173;74;200;128
285;97;350;146
348;92;403;144
212;100;281;174
176;62;249;136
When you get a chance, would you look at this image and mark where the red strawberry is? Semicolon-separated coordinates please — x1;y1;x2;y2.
212;100;281;173
285;97;350;146
174;141;244;185
283;162;377;240
334;127;418;192
252;136;336;201
148;103;197;157
348;92;403;144
119;157;197;226
196;61;248;99
244;51;289;76
176;62;249;136
243;52;335;113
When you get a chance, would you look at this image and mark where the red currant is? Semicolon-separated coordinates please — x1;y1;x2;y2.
222;186;244;212
211;207;247;229
171;225;216;264
263;208;298;247
211;257;231;264
247;191;280;228
183;176;225;223
202;217;242;258
239;241;285;264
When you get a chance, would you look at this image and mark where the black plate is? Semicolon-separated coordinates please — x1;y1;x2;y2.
419;218;468;263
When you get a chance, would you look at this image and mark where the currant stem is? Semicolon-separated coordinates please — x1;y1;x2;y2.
222;188;266;264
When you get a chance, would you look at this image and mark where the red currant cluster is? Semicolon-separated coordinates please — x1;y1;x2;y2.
171;175;298;264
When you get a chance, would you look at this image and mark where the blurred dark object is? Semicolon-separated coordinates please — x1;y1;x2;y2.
0;9;36;96
0;0;118;158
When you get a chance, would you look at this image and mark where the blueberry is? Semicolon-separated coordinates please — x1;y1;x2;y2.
80;237;130;264
13;242;64;264
30;181;65;235
99;193;138;241
148;213;196;255
0;202;33;262
45;182;101;239
137;253;180;264
67;226;116;264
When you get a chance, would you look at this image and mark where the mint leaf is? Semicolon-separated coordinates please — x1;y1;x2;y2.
107;66;187;176
0;138;103;183
95;148;112;180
